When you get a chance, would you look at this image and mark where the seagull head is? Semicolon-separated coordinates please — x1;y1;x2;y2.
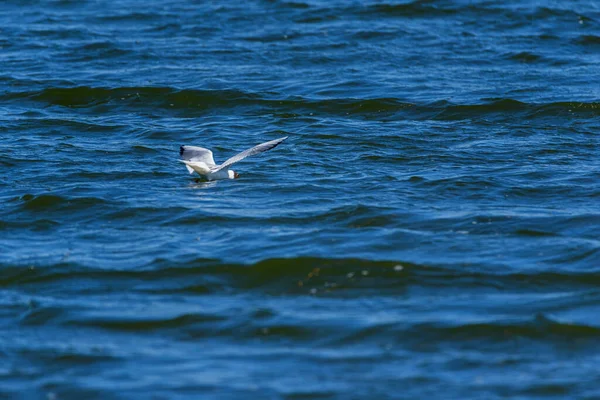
228;170;240;179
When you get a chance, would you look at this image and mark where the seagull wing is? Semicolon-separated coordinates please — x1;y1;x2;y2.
180;145;216;166
211;136;288;173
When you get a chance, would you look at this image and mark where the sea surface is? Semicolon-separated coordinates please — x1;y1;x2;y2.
1;0;600;398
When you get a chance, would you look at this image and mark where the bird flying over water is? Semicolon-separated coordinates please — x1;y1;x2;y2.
179;136;288;180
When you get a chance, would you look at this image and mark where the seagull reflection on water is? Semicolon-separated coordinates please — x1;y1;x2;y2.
188;179;219;190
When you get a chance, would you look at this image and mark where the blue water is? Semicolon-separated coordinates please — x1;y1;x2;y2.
1;0;600;398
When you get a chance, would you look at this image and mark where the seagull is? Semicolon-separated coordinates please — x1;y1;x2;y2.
179;136;288;180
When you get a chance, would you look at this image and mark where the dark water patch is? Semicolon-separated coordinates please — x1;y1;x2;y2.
5;87;600;121
74;313;227;332
73;312;315;342
351;29;405;41
50;351;119;365
0;142;21;162
319;313;600;349
275;1;311;10
339;98;413;114
78;42;120;52
346;214;397;229
363;1;462;18
358;154;411;163
19;194;109;212
433;99;527;120
515;228;557;237
538;33;560;40
295;10;339;24
62;41;132;61
20;306;66;326
131;145;159;154
15;346;120;367
285;98;600;120
140;283;213;295
4;258;600;296
147;22;182;33
519;383;572;397
7;86;260;110
251;324;313;340
162;213;252;226
94;11;166;23
357;1;574;25
575;35;600;47
108;206;190;222
0;219;59;231
506;51;543;63
240;32;303;43
413;314;600;342
437;100;600;120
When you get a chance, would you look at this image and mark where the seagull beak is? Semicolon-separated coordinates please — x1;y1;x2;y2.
234;172;240;179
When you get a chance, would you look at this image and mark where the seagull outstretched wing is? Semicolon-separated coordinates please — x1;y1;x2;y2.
210;136;288;173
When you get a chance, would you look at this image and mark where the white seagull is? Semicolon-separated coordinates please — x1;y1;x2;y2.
179;136;288;180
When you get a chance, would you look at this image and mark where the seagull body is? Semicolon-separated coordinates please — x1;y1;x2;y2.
179;136;287;180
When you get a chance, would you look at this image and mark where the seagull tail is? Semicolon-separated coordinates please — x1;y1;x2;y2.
178;160;196;174
179;160;212;175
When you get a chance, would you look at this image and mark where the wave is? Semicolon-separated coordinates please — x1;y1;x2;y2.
4;86;599;120
4;86;261;110
0;218;59;231
18;193;109;212
430;99;600;120
4;257;600;293
12;260;600;342
505;51;544;64
358;1;593;23
4;255;600;350
362;1;464;18
334;314;600;346
45;312;600;344
93;11;165;23
73;312;227;332
576;35;600;47
407;314;600;341
160;204;397;228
